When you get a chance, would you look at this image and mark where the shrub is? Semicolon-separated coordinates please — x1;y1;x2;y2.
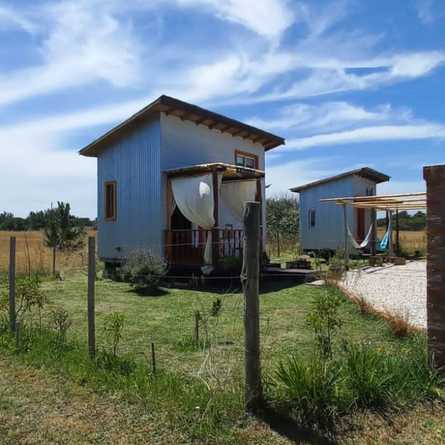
122;249;167;293
218;256;242;274
210;298;222;317
306;286;343;359
342;341;394;408
103;312;126;357
274;354;345;428
50;306;72;346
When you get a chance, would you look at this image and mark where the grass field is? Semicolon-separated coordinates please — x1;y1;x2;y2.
0;230;95;275
1;270;443;443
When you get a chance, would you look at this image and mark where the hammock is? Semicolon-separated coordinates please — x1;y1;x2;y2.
347;223;374;250
377;212;392;252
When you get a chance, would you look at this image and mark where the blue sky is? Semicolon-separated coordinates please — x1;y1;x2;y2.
0;0;444;217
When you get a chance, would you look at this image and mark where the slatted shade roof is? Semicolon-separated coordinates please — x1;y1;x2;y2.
164;162;264;180
320;192;427;211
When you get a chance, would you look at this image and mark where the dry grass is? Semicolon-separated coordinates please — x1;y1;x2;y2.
0;231;95;275
383;309;418;338
337;283;419;338
377;229;426;255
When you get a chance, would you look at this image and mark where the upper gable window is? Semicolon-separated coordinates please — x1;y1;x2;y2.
105;181;117;221
235;150;258;169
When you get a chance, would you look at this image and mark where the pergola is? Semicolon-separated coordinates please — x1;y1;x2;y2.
320;192;426;257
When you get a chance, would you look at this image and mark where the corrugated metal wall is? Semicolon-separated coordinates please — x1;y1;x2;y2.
97;117;162;260
299;175;379;252
160;113;267;242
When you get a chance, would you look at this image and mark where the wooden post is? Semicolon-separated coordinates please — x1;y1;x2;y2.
241;201;263;413
8;237;16;333
194;311;200;344
423;165;445;375
395;209;400;256
370;209;377;256
87;236;96;359
342;204;349;269
212;170;220;267
388;211;394;256
151;342;156;374
15;321;20;351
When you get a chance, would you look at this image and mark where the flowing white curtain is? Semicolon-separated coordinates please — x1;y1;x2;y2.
220;180;257;223
171;173;221;267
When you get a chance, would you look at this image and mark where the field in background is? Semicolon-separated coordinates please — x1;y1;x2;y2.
377;229;426;255
0;231;95;274
0;229;426;274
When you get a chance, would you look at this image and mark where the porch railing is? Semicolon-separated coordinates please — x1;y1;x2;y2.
164;228;244;266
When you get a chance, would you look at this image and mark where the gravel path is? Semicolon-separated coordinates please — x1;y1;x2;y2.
342;260;426;329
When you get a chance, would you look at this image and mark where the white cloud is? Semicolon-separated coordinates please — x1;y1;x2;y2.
248;102;406;132
176;0;296;40
0;4;37;33
285;124;445;151
0;0;144;107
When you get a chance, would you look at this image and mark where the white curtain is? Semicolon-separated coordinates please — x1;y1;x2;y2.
171;173;221;267
221;180;258;223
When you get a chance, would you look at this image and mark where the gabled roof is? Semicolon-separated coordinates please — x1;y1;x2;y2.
290;167;390;193
79;95;285;157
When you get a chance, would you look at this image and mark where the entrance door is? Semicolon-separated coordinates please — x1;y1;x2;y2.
170;207;203;265
356;208;366;243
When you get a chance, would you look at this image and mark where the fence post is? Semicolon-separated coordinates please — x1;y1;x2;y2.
9;237;16;333
151;342;156;374
87;236;96;359
342;204;349;269
194;311;200;344
241;201;263;413
423;165;445;375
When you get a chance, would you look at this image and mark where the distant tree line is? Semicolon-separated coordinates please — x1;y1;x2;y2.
377;211;426;231
0;208;95;231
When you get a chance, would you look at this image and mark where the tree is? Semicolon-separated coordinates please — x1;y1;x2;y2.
266;194;299;257
43;202;86;274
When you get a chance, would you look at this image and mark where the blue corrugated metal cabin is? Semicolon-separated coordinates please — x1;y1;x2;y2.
79;95;284;271
290;168;390;253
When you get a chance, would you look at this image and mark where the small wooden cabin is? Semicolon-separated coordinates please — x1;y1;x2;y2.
290;168;390;253
79;95;284;271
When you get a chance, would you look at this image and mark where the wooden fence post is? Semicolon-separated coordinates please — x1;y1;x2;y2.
87;236;96;359
151;342;156;374
342;204;349;269
9;237;16;333
241;201;263;413
423;165;445;375
194;311;200;344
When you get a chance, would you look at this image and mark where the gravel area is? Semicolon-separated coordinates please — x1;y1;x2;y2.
342;260;426;329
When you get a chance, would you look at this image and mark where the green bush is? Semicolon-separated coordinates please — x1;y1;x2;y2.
103;312;126;357
274;354;345;428
306;286;343;359
218;256;242;274
121;249;167;293
271;335;443;430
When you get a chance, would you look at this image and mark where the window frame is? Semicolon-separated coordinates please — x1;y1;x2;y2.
104;181;117;222
234;149;259;169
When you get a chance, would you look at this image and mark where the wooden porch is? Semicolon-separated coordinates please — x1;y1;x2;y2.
165;228;244;266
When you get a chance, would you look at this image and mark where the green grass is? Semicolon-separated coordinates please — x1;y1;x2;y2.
34;273;406;378
0;273;442;443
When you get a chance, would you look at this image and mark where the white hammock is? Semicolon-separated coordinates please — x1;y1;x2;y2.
347;223;374;250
